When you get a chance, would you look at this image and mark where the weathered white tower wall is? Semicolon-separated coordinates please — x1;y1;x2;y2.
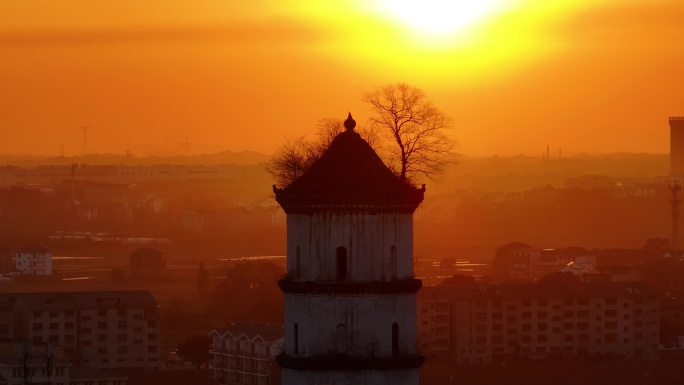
283;294;417;356
279;210;421;385
286;212;414;282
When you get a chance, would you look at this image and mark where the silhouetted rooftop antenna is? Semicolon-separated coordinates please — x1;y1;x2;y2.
179;137;192;155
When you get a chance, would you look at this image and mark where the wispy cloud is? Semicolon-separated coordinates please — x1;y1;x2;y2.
0;19;327;47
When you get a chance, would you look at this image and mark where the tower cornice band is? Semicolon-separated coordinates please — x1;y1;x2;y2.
278;278;422;295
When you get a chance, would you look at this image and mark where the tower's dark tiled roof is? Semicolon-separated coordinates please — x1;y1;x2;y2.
274;125;424;212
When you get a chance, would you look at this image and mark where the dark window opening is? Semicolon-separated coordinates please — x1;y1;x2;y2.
335;323;348;354
336;247;348;280
392;322;399;355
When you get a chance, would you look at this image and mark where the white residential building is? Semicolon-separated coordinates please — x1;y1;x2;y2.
15;246;52;276
210;321;283;385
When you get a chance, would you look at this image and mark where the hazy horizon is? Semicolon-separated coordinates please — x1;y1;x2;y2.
0;148;672;165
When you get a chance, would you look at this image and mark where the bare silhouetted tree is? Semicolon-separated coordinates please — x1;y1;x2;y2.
267;135;319;187
177;334;211;370
313;117;345;152
364;83;453;181
268;117;379;187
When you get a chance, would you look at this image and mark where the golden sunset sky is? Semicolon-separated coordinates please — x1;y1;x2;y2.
1;0;683;156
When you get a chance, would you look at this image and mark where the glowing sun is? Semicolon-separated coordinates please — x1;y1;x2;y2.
374;0;509;36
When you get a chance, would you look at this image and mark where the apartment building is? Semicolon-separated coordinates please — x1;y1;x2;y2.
0;291;160;370
209;321;283;385
419;282;659;364
417;287;451;356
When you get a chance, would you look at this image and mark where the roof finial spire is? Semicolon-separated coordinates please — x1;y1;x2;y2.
344;112;356;131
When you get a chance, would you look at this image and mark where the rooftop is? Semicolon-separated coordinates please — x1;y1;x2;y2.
2;291;157;310
210;321;283;342
274;113;424;212
421;282;657;301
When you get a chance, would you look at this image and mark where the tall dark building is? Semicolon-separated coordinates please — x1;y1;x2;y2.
670;117;684;175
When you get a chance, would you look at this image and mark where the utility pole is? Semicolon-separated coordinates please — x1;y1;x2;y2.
671;183;681;250
70;163;76;204
45;342;53;385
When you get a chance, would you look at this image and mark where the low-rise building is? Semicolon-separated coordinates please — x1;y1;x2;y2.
0;341;70;385
15;246;52;276
493;244;662;282
0;341;129;385
209;321;283;385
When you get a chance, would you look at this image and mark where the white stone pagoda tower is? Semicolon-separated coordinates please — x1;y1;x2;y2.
273;113;425;385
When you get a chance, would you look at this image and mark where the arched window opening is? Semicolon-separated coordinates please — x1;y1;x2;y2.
294;323;299;354
336;247;348;280
389;246;398;280
295;246;301;277
392;322;399;355
335;323;348;354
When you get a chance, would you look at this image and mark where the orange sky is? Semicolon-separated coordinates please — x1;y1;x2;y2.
1;0;683;157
